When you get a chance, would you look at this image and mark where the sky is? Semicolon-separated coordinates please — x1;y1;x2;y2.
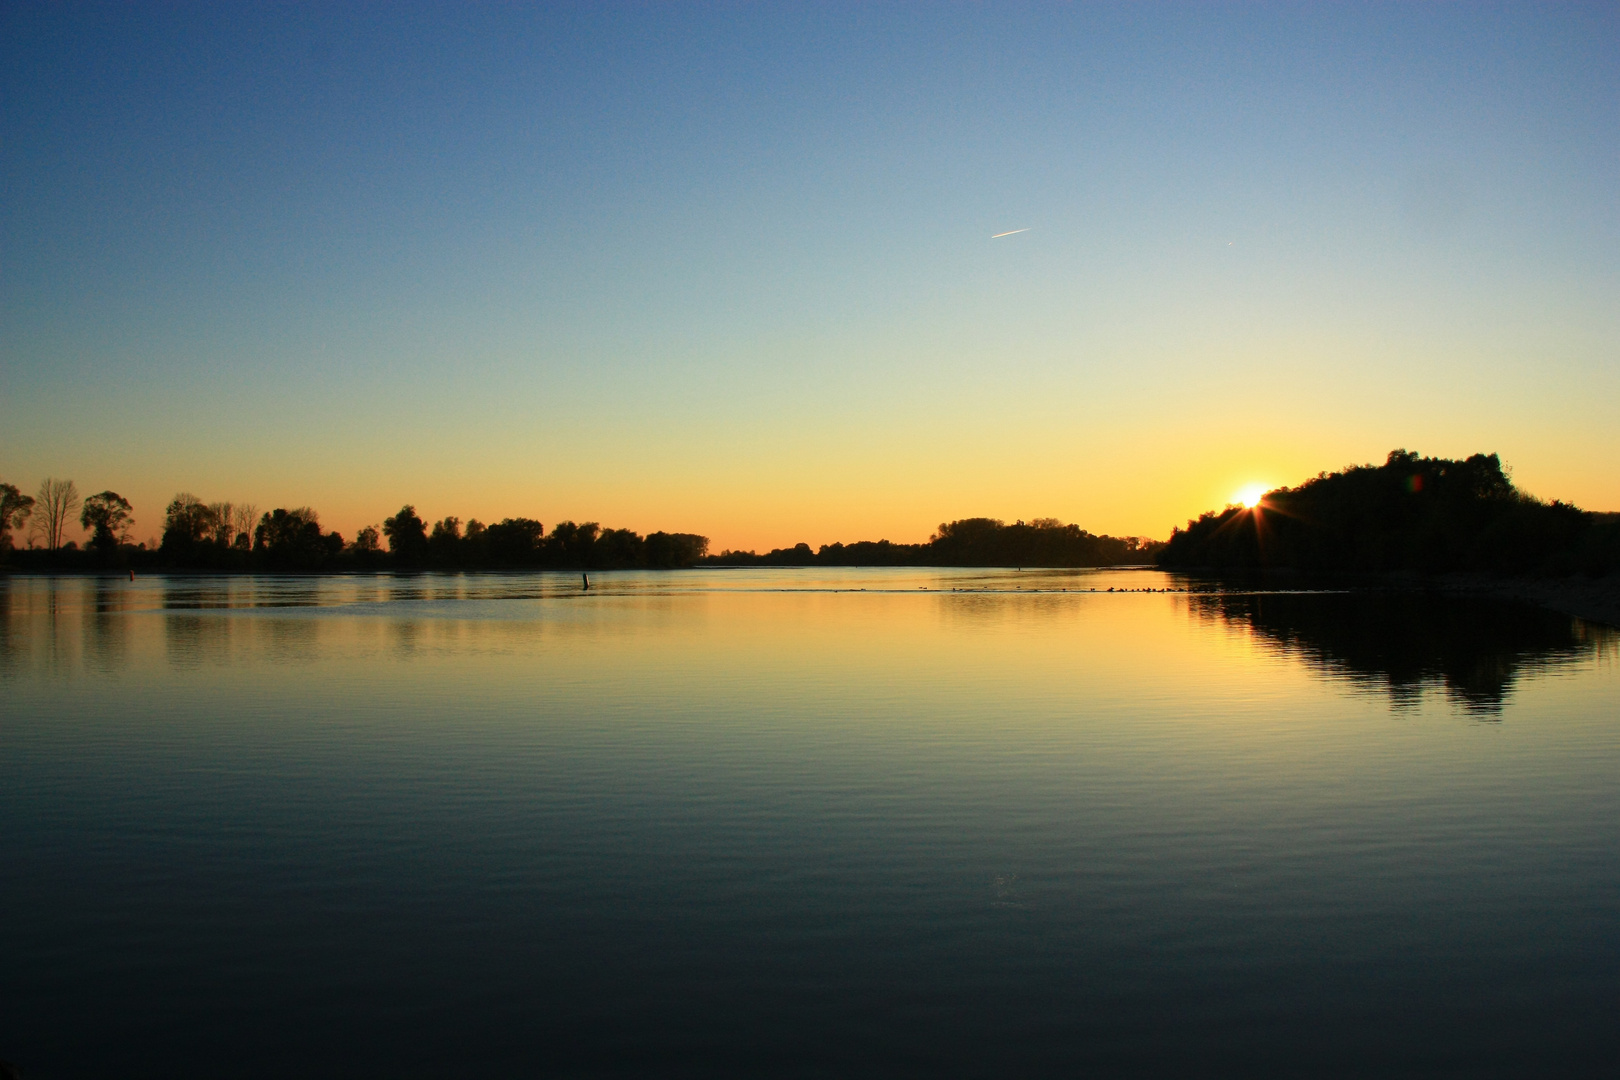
3;2;1617;551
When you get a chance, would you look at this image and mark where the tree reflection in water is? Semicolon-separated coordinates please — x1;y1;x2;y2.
1189;590;1616;714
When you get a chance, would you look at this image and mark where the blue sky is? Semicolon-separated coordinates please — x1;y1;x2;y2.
4;3;1616;548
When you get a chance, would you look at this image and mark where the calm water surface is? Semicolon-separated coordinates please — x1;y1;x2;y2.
2;568;1617;1077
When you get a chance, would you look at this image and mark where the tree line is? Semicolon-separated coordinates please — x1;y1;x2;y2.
1157;450;1620;576
1;479;135;556
704;518;1163;567
7;452;1616;577
0;481;710;571
2;480;1160;573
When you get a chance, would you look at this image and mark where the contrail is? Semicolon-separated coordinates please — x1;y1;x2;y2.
991;228;1030;238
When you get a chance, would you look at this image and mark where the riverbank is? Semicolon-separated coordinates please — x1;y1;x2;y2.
1436;573;1620;630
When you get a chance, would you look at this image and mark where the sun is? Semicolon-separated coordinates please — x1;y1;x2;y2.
1234;483;1268;509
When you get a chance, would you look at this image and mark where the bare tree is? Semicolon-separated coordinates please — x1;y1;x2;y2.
232;504;259;549
35;478;80;551
209;502;234;545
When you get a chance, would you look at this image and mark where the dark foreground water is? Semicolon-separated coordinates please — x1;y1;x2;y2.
2;569;1617;1078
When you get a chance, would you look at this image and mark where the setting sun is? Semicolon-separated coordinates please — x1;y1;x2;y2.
1234;484;1268;509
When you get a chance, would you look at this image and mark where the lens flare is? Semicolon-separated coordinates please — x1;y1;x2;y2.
1235;484;1268;509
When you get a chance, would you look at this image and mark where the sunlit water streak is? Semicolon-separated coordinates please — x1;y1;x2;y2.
1;569;1616;1077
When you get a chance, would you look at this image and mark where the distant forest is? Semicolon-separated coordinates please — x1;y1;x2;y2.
704;518;1161;568
1158;450;1620;576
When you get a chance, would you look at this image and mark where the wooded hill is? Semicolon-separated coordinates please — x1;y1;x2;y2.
1158;450;1620;576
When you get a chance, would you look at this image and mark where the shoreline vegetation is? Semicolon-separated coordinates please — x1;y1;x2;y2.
0;484;1163;574
2;450;1616;623
1155;449;1620;627
1158;450;1619;577
702;518;1162;568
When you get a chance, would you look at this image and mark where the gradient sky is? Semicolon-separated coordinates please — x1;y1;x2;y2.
3;3;1616;551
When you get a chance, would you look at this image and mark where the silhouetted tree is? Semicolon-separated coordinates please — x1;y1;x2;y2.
0;483;35;551
80;491;134;551
35;478;80;550
206;502;237;546
484;517;544;564
383;505;429;564
596;527;644;567
351;525;382;554
255;507;340;569
545;521;600;566
344;524;384;569
231;504;259;549
160;493;221;562
461;519;489;565
645;531;709;568
429;516;463;564
931;517;1004;562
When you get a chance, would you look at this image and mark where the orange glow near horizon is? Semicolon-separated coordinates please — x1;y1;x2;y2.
8;436;1617;556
